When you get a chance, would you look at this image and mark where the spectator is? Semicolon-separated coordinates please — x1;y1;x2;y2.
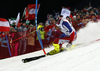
1;32;10;48
38;22;44;26
36;25;48;48
73;16;77;21
27;24;35;52
49;18;56;25
76;15;81;21
90;10;94;15
18;22;28;55
91;13;97;22
86;12;90;18
37;25;46;40
0;32;2;43
10;27;19;56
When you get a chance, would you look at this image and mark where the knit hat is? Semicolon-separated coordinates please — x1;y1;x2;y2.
73;16;76;19
28;24;34;29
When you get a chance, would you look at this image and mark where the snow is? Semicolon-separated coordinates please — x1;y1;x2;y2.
74;21;100;44
0;21;100;71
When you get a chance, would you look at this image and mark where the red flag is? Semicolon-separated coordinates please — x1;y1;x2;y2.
0;18;10;32
25;4;40;20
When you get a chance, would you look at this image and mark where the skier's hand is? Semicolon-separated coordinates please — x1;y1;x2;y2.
66;43;72;48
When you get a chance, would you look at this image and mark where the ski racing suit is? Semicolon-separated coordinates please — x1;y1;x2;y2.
49;18;77;55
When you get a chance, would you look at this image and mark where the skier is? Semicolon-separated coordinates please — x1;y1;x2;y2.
48;16;77;55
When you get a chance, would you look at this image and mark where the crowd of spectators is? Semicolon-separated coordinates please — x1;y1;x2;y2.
0;6;100;59
46;7;100;31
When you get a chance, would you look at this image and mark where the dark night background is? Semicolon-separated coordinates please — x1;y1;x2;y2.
0;0;100;23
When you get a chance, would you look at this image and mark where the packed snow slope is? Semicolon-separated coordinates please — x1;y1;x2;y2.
0;21;100;71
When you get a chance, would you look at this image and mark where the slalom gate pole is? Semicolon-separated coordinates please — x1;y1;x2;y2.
5;35;12;57
35;0;47;55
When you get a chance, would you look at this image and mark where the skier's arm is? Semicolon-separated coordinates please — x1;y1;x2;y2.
44;25;56;32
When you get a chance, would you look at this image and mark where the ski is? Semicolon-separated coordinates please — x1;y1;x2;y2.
22;55;46;63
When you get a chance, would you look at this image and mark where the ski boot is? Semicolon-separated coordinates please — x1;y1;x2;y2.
47;43;60;55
